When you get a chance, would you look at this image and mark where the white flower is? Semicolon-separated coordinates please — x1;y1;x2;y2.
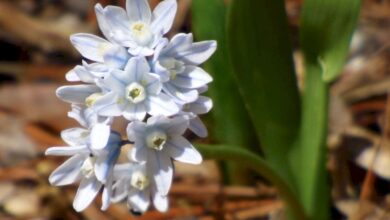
152;33;216;104
70;33;131;70
68;104;112;129
103;163;169;213
181;95;213;138
92;56;179;121
65;61;110;83
46;126;122;211
98;0;177;56
127;115;202;195
56;84;101;106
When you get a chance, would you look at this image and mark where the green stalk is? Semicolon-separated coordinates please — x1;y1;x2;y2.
293;62;329;219
196;144;308;220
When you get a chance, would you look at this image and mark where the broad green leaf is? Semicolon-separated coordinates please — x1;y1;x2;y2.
226;0;301;181
192;0;260;184
196;144;308;220
300;0;361;82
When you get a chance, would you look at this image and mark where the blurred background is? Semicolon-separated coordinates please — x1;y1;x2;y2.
0;0;389;219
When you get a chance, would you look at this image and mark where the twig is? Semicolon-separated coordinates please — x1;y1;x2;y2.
359;91;390;200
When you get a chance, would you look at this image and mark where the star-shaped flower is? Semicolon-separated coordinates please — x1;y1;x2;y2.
46;126;122;211
92;56;179;121
103;163;168;213
181;95;213;138
152;33;216;104
98;0;177;56
127;115;202;195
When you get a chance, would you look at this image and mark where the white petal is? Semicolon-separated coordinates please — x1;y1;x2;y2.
65;70;79;81
176;40;217;65
166;136;202;164
127;121;147;142
129;144;148;162
152;191;168;212
125;56;151;82
164;115;189;136
95;4;116;42
172;66;212;89
103;6;132;35
103;71;127;92
109;69;131;88
197;85;208;94
94;147;120;183
123;103;147;121
56;85;100;104
151;0;177;34
111;178;129;202
68;104;106;128
61;127;89;146
93;92;123;117
127;189;151;213
128;46;155;56
65;67;81;82
147;151;173;195
126;0;151;23
145;115;170;128
97;103;123;117
153;38;169;62
113;163;136;178
45;145;89;156
90;124;111;150
163;83;198;104
146;93;179;116
161;33;192;56
66;65;95;83
111;178;130;203
144;73;162;95
48;154;84;186
83;61;110;79
70;33;111;62
73;177;103;212
153;61;170;82
103;45;130;69
188;96;213;114
101;178;112;211
67;105;88;128
189;116;208;138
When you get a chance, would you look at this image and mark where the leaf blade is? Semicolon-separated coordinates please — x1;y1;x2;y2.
226;0;301;180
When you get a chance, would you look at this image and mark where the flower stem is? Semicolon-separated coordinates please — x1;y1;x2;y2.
196;144;308;220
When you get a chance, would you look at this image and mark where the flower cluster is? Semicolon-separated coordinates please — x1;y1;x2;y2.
46;0;216;214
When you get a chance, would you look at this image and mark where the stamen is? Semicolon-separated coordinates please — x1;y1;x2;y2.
125;82;146;103
85;93;103;107
81;156;96;178
160;58;185;80
146;131;167;150
130;22;153;46
131;171;149;190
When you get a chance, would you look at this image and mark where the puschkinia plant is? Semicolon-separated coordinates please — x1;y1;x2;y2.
46;0;216;213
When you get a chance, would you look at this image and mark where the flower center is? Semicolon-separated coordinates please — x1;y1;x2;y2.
81;155;96;179
130;22;153;46
160;58;185;80
130;171;149;191
85;93;103;107
146;131;167;151
125;82;146;103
